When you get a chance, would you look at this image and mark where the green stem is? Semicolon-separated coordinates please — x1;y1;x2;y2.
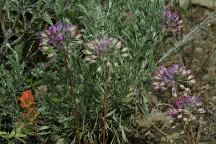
63;50;81;144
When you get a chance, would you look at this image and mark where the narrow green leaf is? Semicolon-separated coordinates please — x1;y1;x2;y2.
43;12;53;25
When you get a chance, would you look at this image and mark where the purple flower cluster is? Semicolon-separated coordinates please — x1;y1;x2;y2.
166;95;205;123
152;64;205;124
152;64;196;97
39;22;82;58
83;36;129;64
174;95;202;109
163;8;183;33
39;22;129;70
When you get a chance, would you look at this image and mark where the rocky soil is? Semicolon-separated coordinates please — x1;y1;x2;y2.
172;5;216;144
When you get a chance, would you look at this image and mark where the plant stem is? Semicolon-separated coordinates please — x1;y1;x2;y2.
64;50;81;144
189;0;192;20
102;63;109;144
186;123;198;144
91;111;98;133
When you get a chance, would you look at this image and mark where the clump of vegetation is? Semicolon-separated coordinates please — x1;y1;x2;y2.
0;0;215;143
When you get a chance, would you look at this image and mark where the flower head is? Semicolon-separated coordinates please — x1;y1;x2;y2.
39;22;82;58
18;90;39;126
83;36;129;65
152;64;196;97
163;8;183;33
18;90;36;112
166;95;205;123
174;95;202;109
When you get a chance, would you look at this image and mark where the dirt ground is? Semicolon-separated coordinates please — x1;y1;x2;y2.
172;5;216;144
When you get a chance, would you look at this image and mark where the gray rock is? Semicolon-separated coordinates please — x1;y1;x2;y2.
193;0;216;9
180;0;216;9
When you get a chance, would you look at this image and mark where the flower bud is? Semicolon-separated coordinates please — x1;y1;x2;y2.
41;32;48;38
187;75;193;80
96;67;102;73
183;117;188;122
87;43;95;49
114;63;119;67
106;61;111;67
177;114;182;119
152;82;159;86
84;50;92;55
91;55;97;59
48;53;54;58
84;57;91;62
172;87;177;97
185;88;191;92
116;41;122;49
90;60;97;63
179;84;185;90
189;79;196;84
198;108;206;113
121;47;129;52
122;53;129;57
182;70;187;76
186;70;191;75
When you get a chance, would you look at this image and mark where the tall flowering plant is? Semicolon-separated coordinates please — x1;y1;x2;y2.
83;36;129;143
39;21;84;143
166;94;205;144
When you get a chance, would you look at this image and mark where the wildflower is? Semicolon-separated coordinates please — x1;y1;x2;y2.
83;36;129;67
18;90;36;112
18;90;39;125
39;22;82;58
174;95;202;109
163;8;183;34
166;108;179;118
152;64;196;97
166;95;205;123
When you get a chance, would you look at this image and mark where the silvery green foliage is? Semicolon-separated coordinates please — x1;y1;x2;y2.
1;0;165;143
0;45;25;113
36;1;164;143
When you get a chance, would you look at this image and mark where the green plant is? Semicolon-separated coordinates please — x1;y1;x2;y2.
1;0;166;143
